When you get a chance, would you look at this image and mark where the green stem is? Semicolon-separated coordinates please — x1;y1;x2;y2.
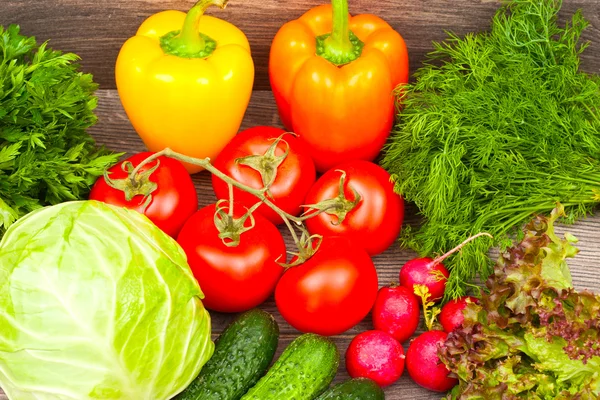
137;149;307;246
228;182;234;217
244;201;263;218
549;176;600;187
295;206;338;222
179;0;216;52
282;213;301;248
479;197;594;241
159;0;227;58
130;152;163;180
430;232;493;268
316;0;364;65
325;0;352;54
128;148;356;260
583;101;600;126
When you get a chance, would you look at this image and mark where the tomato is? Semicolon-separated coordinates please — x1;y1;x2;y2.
212;126;316;225
89;152;197;238
211;126;316;225
275;235;378;336
177;202;286;313
303;160;404;255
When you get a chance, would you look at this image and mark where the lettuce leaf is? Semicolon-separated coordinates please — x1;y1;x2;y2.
440;204;600;399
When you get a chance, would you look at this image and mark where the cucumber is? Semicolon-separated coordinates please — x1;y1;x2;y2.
315;378;385;400
175;308;279;400
241;333;339;400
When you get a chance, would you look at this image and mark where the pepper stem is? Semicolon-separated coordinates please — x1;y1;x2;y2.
316;0;364;65
160;0;227;58
324;0;352;56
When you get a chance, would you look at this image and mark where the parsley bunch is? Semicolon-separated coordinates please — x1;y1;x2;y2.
381;0;600;300
0;25;121;235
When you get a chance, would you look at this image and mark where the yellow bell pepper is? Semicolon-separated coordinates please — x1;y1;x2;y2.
115;0;254;173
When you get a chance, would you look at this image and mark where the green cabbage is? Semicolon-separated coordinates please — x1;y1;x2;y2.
0;200;214;399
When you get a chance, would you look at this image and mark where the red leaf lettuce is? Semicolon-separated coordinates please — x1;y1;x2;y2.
439;205;600;399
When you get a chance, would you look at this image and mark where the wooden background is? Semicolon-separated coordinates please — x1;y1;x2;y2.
1;0;600;399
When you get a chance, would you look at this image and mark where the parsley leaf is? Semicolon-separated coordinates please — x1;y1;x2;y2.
0;25;121;236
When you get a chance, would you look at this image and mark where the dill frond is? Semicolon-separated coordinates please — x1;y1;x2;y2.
381;0;600;300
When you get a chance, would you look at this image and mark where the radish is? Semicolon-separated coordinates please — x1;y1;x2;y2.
405;330;458;392
399;232;493;301
371;285;420;343
404;284;458;392
345;330;405;387
399;257;448;302
439;296;479;333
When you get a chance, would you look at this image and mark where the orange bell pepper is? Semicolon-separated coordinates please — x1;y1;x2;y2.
269;0;409;172
116;0;254;174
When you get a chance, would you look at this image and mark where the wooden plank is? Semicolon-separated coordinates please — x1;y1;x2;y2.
1;0;599;90
2;89;598;400
1;0;600;395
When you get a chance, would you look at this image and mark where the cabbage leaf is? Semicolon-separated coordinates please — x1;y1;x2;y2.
0;200;214;399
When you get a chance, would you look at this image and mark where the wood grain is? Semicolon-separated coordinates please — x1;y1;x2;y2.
2;90;598;400
1;0;599;90
1;0;600;397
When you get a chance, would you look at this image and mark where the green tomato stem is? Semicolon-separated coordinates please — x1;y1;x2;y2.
127;148;358;264
228;182;235;217
282;213;301;249
131;149;306;248
302;169;361;225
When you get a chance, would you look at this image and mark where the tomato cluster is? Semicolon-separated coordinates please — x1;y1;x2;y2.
89;125;405;336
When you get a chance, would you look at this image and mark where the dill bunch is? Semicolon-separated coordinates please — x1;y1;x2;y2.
380;0;600;300
0;25;121;236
